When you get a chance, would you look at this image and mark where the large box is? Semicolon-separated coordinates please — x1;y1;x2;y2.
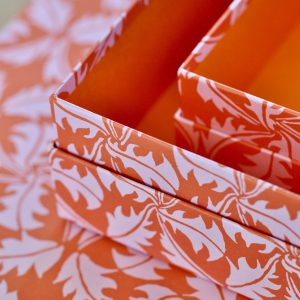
49;1;300;298
51;146;300;299
0;0;246;299
51;0;300;249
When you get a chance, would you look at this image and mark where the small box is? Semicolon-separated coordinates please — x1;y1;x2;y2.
179;0;300;194
174;109;300;194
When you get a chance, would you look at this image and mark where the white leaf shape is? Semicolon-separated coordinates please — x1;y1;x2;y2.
229;0;249;25
2;85;55;119
107;141;180;194
222;218;277;254
0;281;18;300
62;221;83;242
174;147;235;193
159;209;225;262
97;167;152;204
226;255;281;299
129;284;177;300
286;275;300;300
62;221;102;249
282;249;300;276
52;157;103;210
0;71;5;98
186;276;238;300
28;0;72;34
0;19;30;43
54;253;116;300
160;226;207;279
0;169;50;231
107;205;156;252
0;36;52;65
56;197;103;235
0;232;64;278
197;77;265;129
238;199;300;247
52;101;180;194
42;39;71;82
69;15;118;44
101;0;134;12
112;248;170;280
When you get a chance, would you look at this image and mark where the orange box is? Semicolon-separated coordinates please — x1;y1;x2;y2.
50;146;300;299
179;0;300;194
174;109;300;193
49;1;300;297
0;0;249;298
51;0;300;249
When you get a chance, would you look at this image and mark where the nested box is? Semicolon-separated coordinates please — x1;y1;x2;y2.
178;0;300;194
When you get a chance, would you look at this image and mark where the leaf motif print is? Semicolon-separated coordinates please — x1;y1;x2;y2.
0;232;64;278
0;167;50;231
225;256;281;299
236;199;300;246
129;284;178;300
0;19;30;43
106;205;156;252
173;147;235;193
0;85;54;170
221;218;277;254
158;209;225;262
62;221;102;249
175;110;300;247
0;114;29;156
68;15;120;44
0;36;53;66
100;0;135;12
0;71;5;99
54;253;116;300
52;155;104;210
281;248;300;276
0;0;128;82
186;276;239;300
112;248;170;280
27;0;72;34
52;99;180;194
0;280;18;300
196;77;260;128
285;275;300;300
1;85;54;120
229;0;249;25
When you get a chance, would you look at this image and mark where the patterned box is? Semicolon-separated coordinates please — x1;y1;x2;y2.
0;0;247;299
51;0;300;248
50;146;300;299
179;0;300;194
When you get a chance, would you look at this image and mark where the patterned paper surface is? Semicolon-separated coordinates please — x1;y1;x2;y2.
0;0;247;299
51;1;300;251
178;0;300;194
51;147;300;300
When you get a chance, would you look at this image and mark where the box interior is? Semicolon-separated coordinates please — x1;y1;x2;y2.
194;0;300;112
65;0;231;143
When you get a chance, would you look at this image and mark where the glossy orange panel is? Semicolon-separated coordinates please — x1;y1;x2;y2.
68;0;231;136
193;0;300;111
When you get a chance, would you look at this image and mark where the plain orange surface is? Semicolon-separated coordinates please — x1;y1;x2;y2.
194;0;300;112
68;0;231;142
